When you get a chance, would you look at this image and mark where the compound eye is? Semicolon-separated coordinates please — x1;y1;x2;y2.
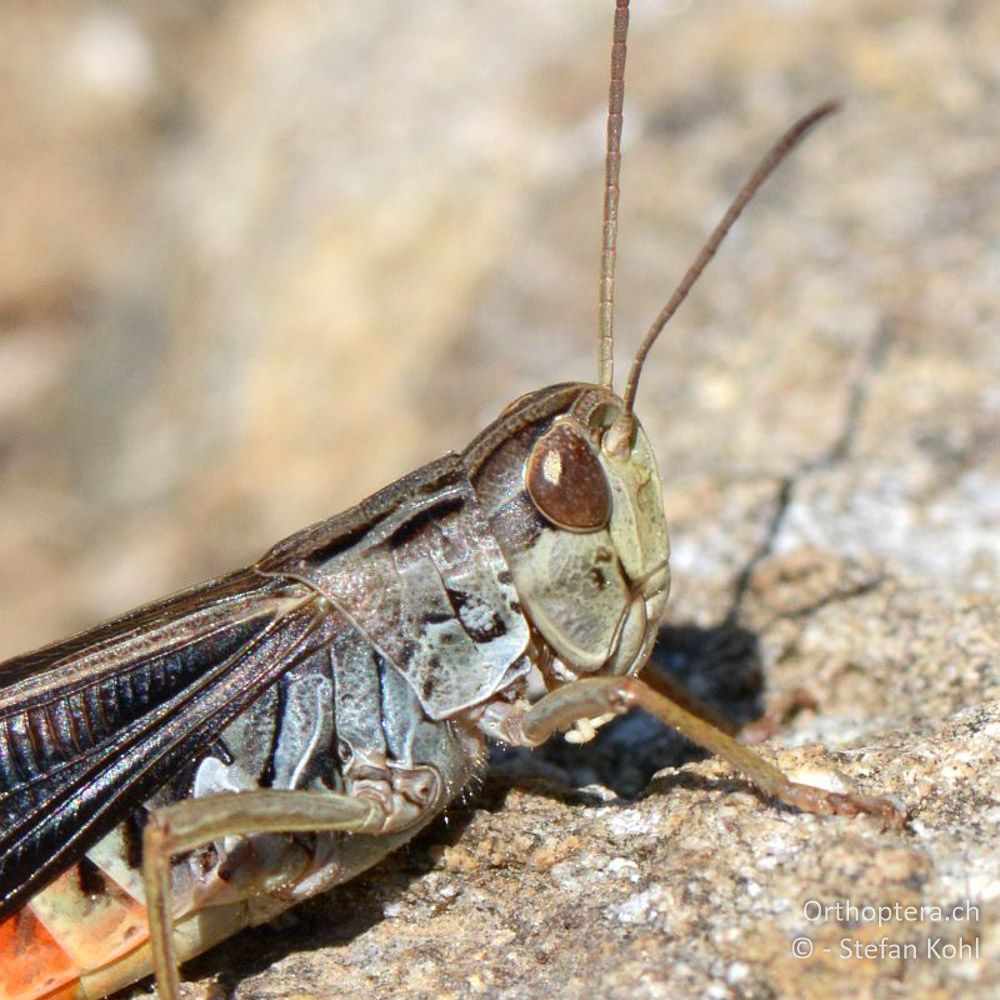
525;422;612;532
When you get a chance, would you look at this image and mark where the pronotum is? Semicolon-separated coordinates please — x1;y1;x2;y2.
0;3;907;998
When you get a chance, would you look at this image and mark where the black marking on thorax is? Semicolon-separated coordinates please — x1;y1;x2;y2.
387;496;465;550
76;855;108;898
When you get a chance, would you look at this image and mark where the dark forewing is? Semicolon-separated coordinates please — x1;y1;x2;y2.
0;451;530;918
0;568;328;919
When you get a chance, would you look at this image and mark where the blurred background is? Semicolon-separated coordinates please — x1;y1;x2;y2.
0;0;996;659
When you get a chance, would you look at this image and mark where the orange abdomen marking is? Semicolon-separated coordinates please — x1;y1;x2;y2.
25;862;149;975
0;906;80;1000
0;858;151;1000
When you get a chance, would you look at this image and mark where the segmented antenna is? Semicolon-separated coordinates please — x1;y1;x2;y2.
621;100;841;413
598;0;629;391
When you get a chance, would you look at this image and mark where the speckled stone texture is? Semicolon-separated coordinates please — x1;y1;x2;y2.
0;1;996;998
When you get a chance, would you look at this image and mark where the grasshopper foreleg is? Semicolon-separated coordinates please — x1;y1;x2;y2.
515;676;908;832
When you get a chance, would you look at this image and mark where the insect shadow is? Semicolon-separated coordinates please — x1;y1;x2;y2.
180;846;437;997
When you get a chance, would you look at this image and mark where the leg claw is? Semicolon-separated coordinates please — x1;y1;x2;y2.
781;781;909;832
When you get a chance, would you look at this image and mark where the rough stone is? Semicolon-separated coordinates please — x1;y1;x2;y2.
0;1;995;998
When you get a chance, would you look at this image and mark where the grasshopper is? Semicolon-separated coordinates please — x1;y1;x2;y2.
0;2;907;998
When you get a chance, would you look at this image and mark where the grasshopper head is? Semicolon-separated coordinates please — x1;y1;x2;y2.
460;0;832;698
463;383;669;685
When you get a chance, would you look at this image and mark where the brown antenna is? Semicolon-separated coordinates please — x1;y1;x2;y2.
621;100;841;413
598;0;630;391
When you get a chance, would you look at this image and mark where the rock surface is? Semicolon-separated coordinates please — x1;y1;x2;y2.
0;1;996;998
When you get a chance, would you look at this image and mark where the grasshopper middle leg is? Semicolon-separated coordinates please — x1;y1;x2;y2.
143;787;418;1000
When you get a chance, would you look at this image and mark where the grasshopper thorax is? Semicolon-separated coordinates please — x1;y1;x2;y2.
463;383;669;687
